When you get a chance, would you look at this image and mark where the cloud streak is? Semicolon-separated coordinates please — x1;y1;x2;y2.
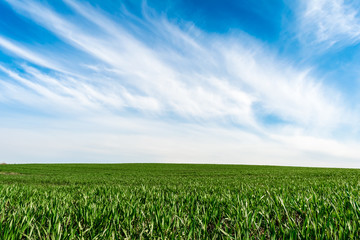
298;0;360;49
4;0;347;128
0;0;359;166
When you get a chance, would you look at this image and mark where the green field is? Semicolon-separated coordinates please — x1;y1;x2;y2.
1;164;360;239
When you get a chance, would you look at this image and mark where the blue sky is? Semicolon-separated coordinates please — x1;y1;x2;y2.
1;0;360;167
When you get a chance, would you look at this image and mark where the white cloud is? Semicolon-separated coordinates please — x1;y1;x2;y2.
4;0;258;126
0;36;60;70
298;0;360;48
5;0;348;128
1;0;358;166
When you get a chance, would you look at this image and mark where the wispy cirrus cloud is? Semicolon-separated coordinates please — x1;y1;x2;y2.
0;0;359;166
3;0;347;129
297;0;360;49
0;36;63;71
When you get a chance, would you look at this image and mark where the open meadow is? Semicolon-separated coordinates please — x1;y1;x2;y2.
1;164;360;239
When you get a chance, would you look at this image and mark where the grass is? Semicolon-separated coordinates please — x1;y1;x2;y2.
1;163;360;239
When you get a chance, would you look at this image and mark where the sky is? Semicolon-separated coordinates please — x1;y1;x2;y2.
1;0;360;167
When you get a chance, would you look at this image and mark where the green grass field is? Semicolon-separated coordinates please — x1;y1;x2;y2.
1;164;360;239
